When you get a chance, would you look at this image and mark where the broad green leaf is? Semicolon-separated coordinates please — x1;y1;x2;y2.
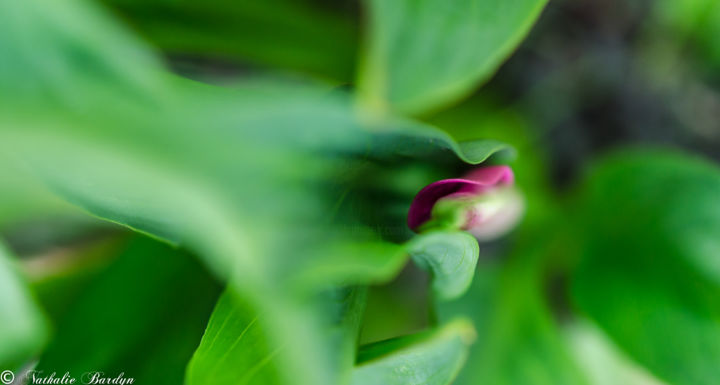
187;287;368;385
0;242;48;370
408;231;479;301
37;236;220;384
0;0;168;106
186;290;283;385
565;321;667;385
0;154;82;229
571;150;720;385
438;249;589;385
351;319;475;385
358;0;548;114
102;0;359;81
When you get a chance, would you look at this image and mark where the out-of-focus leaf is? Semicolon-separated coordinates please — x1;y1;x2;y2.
26;236;125;322
102;0;359;82
438;250;589;385
358;0;548;114
289;242;408;291
0;242;48;370
408;231;479;301
565;321;667;385
0;155;81;229
37;236;220;384
653;0;720;69
350;319;475;385
0;0;167;106
357;264;433;345
571;150;720;385
187;287;368;385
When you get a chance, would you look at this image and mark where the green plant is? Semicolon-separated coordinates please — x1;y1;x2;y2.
2;1;720;385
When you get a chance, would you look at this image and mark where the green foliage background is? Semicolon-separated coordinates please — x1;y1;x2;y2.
1;0;720;385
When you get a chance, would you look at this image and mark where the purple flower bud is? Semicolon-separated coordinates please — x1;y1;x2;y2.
407;166;524;240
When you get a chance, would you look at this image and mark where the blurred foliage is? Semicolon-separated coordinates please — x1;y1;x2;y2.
572;150;720;385
1;0;720;384
437;232;589;385
37;236;220;384
358;0;548;114
101;0;360;82
0;243;48;371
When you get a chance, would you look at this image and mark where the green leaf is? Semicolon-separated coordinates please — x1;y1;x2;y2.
358;0;548;114
37;236;220;384
187;287;368;385
289;241;408;291
571;150;720;385
457;140;516;165
185;290;284;385
101;0;359;81
351;319;476;385
565;321;667;385
408;231;479;301
0;242;49;370
0;154;82;229
28;237;127;322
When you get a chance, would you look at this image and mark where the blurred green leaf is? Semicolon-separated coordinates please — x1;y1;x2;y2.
358;0;548;114
28;236;126;322
565;321;667;385
571;150;720;385
351;319;475;385
357;265;433;345
653;0;720;69
0;242;49;370
438;250;589;385
289;242;408;291
408;231;479;301
0;155;81;229
37;236;220;384
102;0;359;82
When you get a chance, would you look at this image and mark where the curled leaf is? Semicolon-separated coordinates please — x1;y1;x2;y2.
408;231;479;301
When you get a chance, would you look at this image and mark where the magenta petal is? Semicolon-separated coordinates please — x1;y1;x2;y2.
463;165;514;185
407;179;478;230
407;166;514;231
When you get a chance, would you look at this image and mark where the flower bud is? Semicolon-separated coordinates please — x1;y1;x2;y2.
407;165;524;240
